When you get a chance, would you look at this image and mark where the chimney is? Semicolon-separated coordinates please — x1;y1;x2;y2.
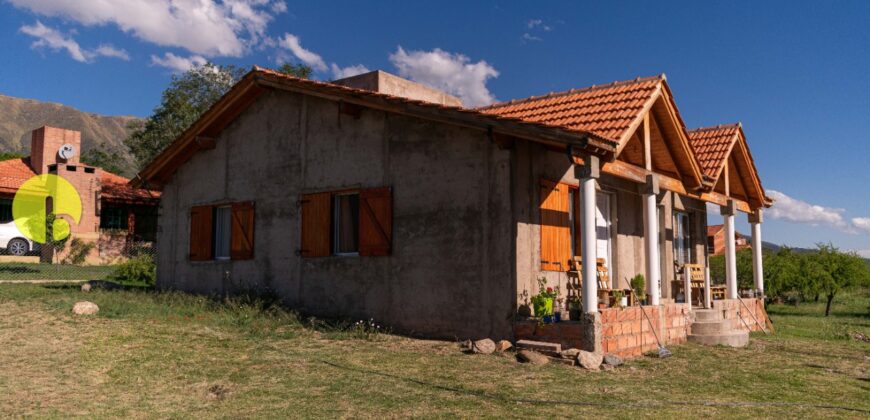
31;126;81;175
331;70;463;107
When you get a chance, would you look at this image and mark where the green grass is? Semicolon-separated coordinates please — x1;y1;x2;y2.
0;263;116;280
0;284;867;418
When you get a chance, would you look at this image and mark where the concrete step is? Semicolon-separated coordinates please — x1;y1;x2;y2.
692;309;725;322
690;319;738;335
688;330;749;347
516;339;562;354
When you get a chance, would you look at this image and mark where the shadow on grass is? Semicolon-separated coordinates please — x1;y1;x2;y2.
0;266;39;274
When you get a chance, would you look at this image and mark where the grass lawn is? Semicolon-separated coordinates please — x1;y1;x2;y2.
0;263;116;281
0;284;866;418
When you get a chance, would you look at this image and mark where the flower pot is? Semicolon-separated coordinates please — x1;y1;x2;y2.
533;297;554;318
620;297;628;307
542;315;553;324
554;312;562;323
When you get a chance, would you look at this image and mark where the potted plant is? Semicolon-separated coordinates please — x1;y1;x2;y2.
612;290;627;308
567;296;582;320
530;278;558;322
517;290;532;318
630;274;646;305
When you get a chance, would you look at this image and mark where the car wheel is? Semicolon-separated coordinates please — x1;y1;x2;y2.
7;238;29;256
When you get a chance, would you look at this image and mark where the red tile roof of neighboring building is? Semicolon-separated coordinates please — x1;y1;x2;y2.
0;157;158;203
0;158;37;195
707;224;724;237
477;75;664;142
687;124;741;180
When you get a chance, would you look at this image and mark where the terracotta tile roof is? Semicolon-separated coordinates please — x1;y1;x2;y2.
0;157;158;203
707;224;723;237
477;75;665;142
687;124;741;180
0;158;37;195
101;171;161;203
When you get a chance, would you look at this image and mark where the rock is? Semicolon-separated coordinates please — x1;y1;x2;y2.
560;348;581;359
495;340;513;352
472;339;496;355
72;301;99;315
601;364;616;372
516;350;549;365
460;340;473;352
80;283;91;292
603;354;624;367
576;350;603;371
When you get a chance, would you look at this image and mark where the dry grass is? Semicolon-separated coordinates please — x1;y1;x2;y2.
0;284;867;418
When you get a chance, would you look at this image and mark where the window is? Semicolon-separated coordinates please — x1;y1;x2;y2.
0;199;12;223
707;235;715;255
333;193;360;255
300;188;392;258
189;202;255;261
674;211;692;265
100;206;128;230
213;206;231;259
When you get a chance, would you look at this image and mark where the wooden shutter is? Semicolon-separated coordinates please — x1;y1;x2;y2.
230;201;255;260
359;187;392;256
300;192;331;257
189;205;213;261
540;180;571;271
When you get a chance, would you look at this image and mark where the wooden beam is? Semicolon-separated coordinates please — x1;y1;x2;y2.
643;112;651;170
723;160;730;197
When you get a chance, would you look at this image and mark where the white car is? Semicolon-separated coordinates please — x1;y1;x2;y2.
0;221;35;256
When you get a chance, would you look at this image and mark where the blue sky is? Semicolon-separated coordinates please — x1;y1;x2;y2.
1;1;868;254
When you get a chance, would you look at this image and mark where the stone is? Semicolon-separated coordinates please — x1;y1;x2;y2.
472;339;496;355
576;350;603;371
495;340;513;352
601;363;616;372
516;350;549;365
80;283;91;292
460;340;473;352
560;348;581;359
72;301;99;315
603;354;624;367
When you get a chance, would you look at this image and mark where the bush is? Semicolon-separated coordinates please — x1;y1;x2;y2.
62;238;95;265
111;254;156;286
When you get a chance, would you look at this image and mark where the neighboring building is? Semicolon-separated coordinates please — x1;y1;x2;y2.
0;126;159;261
134;68;771;348
706;224;750;256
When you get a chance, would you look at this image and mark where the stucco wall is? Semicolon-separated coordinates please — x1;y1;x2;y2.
156;90;515;340
512;143;709;305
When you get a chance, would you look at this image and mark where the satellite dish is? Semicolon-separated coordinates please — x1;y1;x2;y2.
58;144;76;160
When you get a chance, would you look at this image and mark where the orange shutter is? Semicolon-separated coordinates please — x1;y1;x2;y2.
359;187;392;256
230;201;255;260
300;192;331;257
540;180;571;271
189;205;213;261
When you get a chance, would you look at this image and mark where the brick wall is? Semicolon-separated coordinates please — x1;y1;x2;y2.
600;303;691;358
513;320;586;350
712;298;768;332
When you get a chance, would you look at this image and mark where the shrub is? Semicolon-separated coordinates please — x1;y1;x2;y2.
111;254;156;286
630;274;646;301
62;238;95;265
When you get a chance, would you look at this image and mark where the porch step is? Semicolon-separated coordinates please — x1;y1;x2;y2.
687;330;749;347
516;340;562;354
690;318;738;335
692;308;725;322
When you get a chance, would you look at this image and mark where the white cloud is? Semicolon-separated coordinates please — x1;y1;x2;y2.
94;44;130;60
20;21;88;62
767;190;854;233
852;217;870;234
388;47;499;107
854;249;870;258
527;19;552;31
522;33;542;42
20;21;130;62
330;63;369;80
9;0;287;57
277;33;327;71
150;52;207;72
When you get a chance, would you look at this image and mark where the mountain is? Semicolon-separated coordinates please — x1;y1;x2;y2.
0;93;140;173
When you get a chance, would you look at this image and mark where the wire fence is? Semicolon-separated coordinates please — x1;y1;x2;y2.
0;232;156;283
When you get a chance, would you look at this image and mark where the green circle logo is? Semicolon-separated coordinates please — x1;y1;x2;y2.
12;174;82;244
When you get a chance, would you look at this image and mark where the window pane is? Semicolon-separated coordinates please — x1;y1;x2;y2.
214;206;231;259
334;194;359;254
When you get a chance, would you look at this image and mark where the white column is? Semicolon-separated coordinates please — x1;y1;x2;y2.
704;264;712;308
576;155;600;314
750;209;764;296
641;175;661;306
722;200;738;299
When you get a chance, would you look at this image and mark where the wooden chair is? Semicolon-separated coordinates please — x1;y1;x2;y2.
566;257;634;308
683;263;706;306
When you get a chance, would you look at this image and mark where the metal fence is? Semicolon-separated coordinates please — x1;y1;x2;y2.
0;235;156;283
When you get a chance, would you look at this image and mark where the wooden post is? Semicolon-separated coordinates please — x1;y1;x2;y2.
576;155;600;314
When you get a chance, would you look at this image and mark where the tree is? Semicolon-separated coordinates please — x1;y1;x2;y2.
812;244;870;316
125;61;313;170
0;152;25;161
80;147;128;176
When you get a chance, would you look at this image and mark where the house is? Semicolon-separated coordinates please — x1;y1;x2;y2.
0;126;159;261
706;224;750;256
133;68;772;356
